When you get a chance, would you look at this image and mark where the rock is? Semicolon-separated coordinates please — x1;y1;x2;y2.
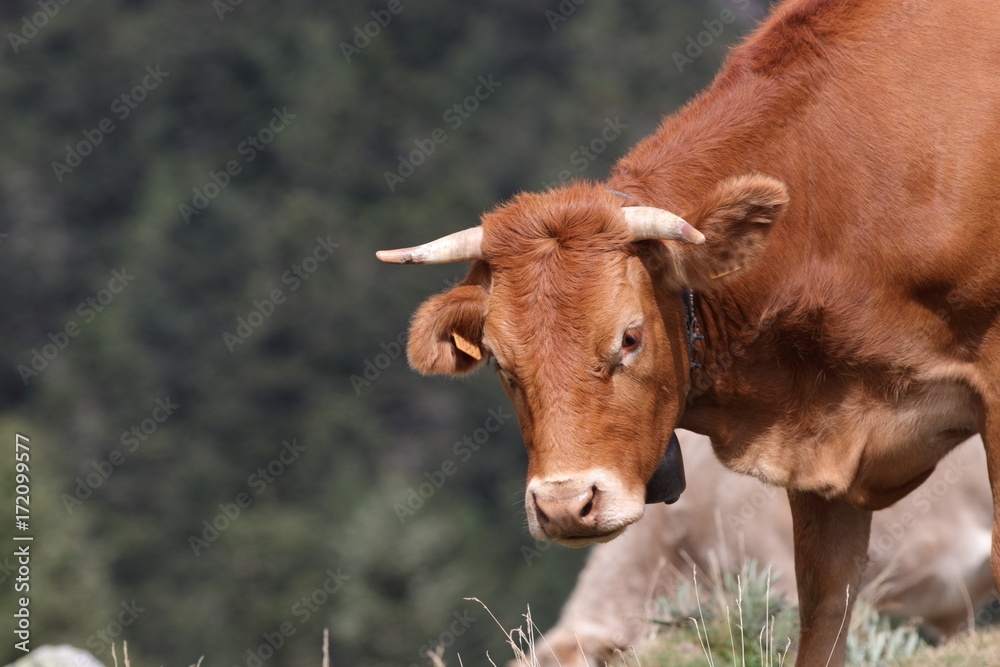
4;646;105;667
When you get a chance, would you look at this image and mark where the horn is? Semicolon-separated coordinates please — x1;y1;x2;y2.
376;226;484;264
622;207;705;245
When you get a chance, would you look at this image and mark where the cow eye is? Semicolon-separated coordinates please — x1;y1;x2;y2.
620;327;643;364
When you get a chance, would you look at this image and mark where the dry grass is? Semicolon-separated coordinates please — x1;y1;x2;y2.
99;611;1000;667
110;642;207;667
640;560;798;667
895;627;1000;667
465;596;549;666
449;559;950;667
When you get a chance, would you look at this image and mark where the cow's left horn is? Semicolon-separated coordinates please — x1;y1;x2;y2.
622;207;705;245
376;226;484;264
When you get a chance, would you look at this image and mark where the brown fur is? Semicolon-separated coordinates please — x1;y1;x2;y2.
395;1;1000;664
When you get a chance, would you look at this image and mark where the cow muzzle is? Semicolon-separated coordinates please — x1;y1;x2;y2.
645;432;686;504
525;433;686;546
526;473;639;547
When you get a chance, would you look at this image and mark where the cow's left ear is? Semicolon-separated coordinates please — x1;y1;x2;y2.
407;261;491;375
674;174;789;290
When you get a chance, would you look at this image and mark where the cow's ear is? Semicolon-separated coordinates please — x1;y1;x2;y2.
675;174;789;290
407;262;490;375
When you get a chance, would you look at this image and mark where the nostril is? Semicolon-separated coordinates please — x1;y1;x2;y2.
532;484;600;533
533;493;551;526
579;486;597;518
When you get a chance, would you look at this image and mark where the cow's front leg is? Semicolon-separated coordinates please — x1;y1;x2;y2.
983;411;1000;595
787;490;872;667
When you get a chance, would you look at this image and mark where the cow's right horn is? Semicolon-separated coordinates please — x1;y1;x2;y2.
376;226;484;264
622;207;706;245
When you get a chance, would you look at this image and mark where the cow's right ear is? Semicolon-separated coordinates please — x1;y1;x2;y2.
670;174;789;290
407;264;490;376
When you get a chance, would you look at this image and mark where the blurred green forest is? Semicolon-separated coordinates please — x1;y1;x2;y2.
0;1;763;665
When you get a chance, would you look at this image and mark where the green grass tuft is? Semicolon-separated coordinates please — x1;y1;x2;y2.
641;559;798;667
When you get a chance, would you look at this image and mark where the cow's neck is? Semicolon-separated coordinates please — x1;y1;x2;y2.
673;282;829;487
675;273;979;509
675;284;774;436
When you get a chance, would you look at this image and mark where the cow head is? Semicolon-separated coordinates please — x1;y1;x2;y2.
378;175;788;546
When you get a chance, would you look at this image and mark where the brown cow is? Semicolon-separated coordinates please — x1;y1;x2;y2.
378;1;1000;663
529;431;993;667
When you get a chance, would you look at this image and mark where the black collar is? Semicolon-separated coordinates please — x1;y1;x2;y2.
683;287;704;370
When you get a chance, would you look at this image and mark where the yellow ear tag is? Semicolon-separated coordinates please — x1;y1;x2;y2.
451;331;482;360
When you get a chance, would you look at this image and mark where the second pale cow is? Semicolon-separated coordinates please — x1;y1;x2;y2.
531;431;993;667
